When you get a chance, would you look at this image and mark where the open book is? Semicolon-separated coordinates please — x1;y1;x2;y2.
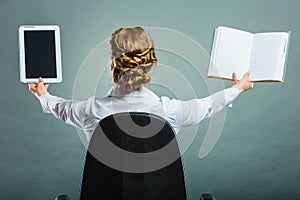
208;26;291;82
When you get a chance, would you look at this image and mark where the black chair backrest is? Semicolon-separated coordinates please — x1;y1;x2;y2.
79;112;187;200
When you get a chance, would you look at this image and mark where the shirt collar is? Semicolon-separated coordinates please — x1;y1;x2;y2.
106;86;160;101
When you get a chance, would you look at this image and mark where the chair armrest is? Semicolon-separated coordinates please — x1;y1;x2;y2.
54;194;70;200
200;193;216;200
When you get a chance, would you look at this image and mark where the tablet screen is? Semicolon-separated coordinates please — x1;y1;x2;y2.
24;30;57;78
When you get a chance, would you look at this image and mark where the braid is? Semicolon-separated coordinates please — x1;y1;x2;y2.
109;27;157;94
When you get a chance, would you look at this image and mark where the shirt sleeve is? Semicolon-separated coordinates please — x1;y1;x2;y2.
173;87;240;128
39;94;99;130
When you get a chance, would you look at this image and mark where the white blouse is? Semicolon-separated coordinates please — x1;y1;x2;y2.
39;86;240;141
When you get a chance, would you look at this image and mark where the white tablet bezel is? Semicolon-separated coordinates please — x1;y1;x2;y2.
19;25;62;83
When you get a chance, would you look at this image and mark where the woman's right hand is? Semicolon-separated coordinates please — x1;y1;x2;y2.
232;71;253;92
29;77;49;97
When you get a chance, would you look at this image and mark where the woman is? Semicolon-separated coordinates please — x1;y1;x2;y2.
29;27;253;141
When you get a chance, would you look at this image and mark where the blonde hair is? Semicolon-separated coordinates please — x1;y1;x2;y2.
110;27;158;94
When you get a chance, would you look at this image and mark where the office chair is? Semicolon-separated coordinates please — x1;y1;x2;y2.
80;112;187;199
55;112;216;200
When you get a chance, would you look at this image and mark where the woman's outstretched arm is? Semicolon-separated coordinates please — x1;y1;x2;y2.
29;78;98;131
171;71;253;129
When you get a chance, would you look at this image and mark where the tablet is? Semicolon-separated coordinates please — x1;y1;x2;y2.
19;25;62;83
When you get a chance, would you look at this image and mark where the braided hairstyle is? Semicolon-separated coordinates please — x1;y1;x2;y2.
110;27;158;94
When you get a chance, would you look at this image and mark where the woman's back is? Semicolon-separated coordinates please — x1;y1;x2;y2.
29;26;253;140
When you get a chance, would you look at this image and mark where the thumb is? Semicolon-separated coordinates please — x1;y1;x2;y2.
36;77;49;96
37;77;46;89
232;72;238;84
38;77;44;84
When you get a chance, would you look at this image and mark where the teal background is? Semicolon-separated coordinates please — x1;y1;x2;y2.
1;0;299;199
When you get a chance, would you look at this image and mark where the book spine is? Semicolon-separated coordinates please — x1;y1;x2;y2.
208;27;221;77
281;32;291;82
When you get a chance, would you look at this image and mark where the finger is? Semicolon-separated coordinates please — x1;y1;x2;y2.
243;71;251;79
44;83;49;89
246;82;253;90
29;83;37;88
29;84;37;91
232;72;238;84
